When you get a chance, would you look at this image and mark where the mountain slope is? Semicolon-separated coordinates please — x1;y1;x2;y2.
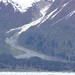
1;0;75;72
0;2;32;54
0;0;53;57
1;0;75;61
18;0;75;61
0;0;42;54
0;0;41;12
5;0;55;61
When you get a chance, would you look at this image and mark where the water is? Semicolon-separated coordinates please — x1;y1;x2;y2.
0;72;75;75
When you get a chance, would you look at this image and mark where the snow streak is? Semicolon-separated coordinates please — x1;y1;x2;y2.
6;4;51;35
51;10;75;26
51;0;72;19
65;10;75;20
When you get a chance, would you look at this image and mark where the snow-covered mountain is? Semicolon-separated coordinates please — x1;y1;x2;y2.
1;0;75;72
0;0;41;12
0;0;54;13
0;0;53;59
10;0;75;61
0;0;75;62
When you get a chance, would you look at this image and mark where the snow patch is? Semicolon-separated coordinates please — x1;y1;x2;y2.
51;17;64;26
51;10;75;26
38;8;57;27
0;0;41;12
37;0;72;27
66;10;75;20
6;4;51;34
40;4;51;16
52;0;55;2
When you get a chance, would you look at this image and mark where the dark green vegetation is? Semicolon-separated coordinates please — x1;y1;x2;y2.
18;20;75;61
0;54;75;71
18;0;75;61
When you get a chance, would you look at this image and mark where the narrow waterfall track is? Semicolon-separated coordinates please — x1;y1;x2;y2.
5;3;69;62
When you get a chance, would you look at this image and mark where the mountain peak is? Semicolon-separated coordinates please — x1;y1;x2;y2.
0;0;41;12
0;0;54;13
